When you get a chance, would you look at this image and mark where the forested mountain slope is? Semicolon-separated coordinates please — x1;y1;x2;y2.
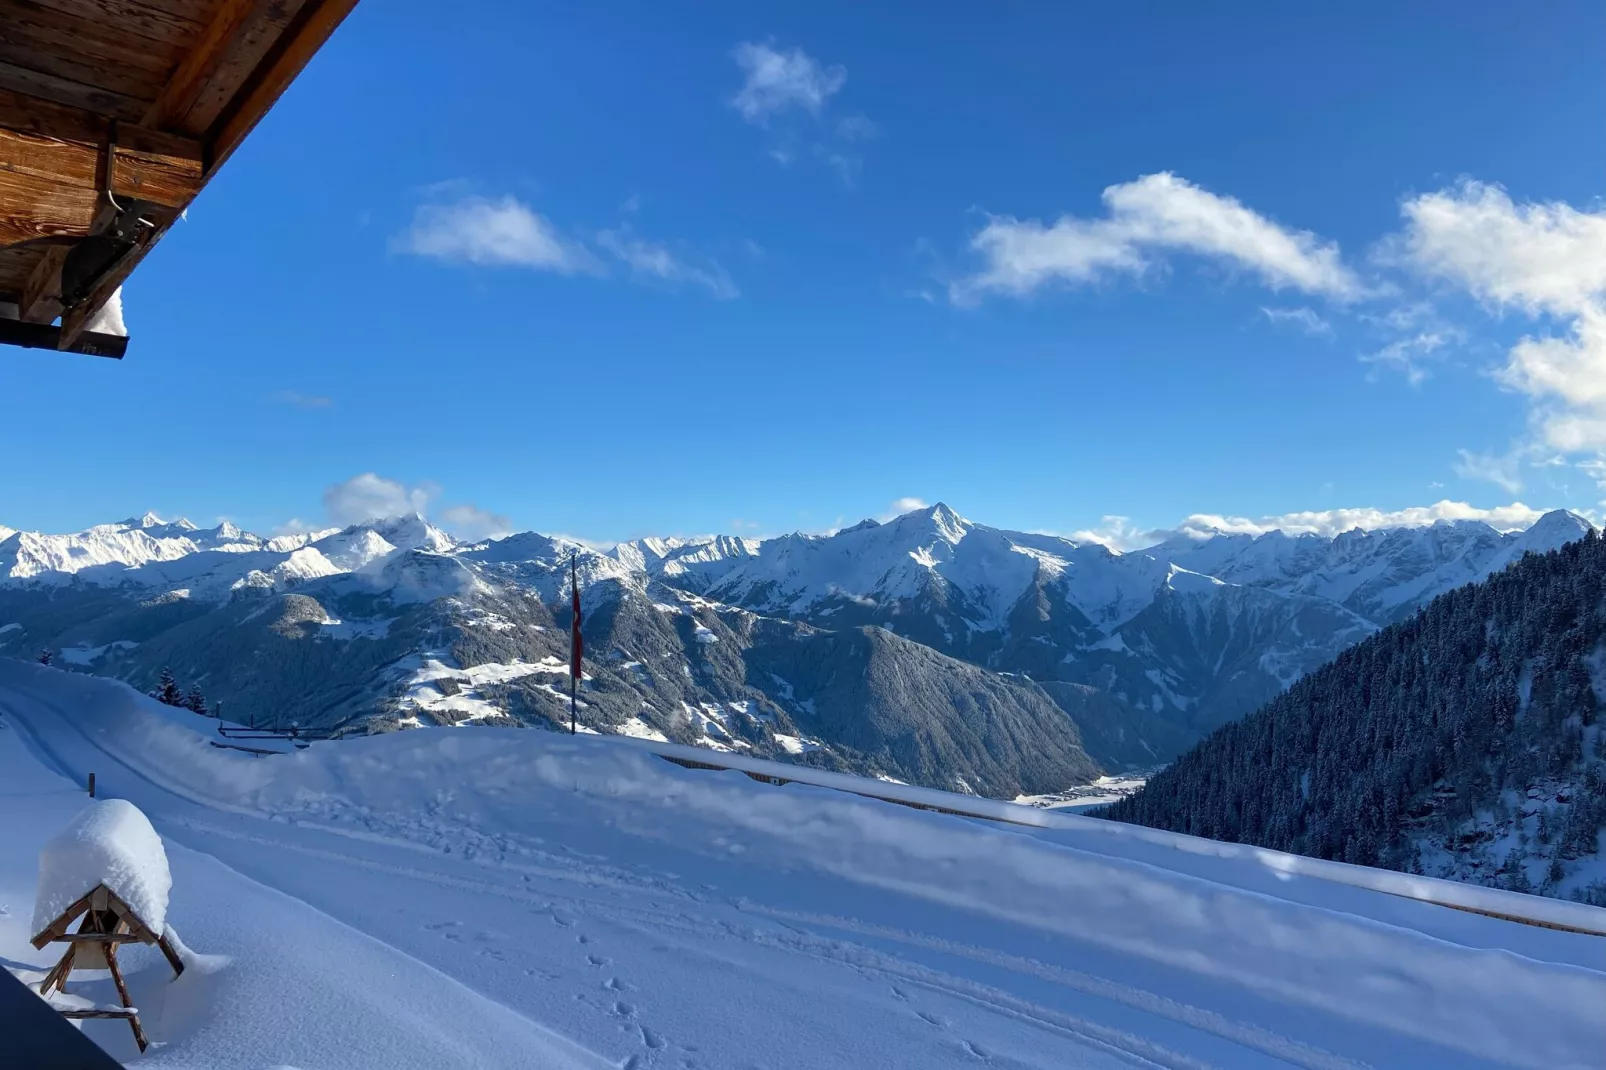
1107;531;1606;903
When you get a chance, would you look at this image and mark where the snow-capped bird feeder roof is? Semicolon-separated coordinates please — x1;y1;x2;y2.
32;799;173;944
0;0;361;358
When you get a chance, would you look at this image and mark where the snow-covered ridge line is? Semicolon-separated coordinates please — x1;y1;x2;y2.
611;735;1606;937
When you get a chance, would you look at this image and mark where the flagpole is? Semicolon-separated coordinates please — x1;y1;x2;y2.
569;550;579;735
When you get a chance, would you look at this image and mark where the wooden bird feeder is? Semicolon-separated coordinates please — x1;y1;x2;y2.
29;798;184;1053
31;882;184;1052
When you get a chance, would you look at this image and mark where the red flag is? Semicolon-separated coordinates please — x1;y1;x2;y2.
570;556;583;679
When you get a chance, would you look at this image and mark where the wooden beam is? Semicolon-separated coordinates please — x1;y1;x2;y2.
141;0;261;129
18;0;203;51
207;0;359;172
0;125;202;208
57;205;176;349
0;312;127;357
18;244;67;321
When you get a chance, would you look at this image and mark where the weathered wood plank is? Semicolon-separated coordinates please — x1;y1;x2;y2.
0;59;146;121
18;240;66;320
207;0;358;167
141;0;259;128
0;83;105;142
18;0;205;51
177;0;308;135
0;125;202;209
0;168;97;245
0;0;186;78
0;245;36;297
0;33;167;103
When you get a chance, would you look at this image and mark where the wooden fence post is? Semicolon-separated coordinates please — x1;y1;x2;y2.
87;773;95;798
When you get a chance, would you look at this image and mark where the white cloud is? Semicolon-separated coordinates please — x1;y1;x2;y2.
881;497;929;520
1261;306;1332;336
270;390;332;409
596;228;738;299
731;42;845;123
1396;180;1606;454
1066;516;1150;552
1359;331;1450;385
438;504;513;543
1169;500;1550;539
1454;448;1524;494
323;473;434;527
273;517;320;537
398;196;598;272
836;114;878;141
953;173;1364;304
813;144;860;187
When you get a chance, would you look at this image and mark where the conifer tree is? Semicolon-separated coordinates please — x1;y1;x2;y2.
153;667;184;707
184;684;208;716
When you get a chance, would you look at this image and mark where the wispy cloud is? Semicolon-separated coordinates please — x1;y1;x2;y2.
952;173;1365;305
1260;306;1332;336
1167;500;1552;540
270;390;332;409
321;473;513;542
881;496;929;520
396;195;599;272
438;503;513;542
596;227;738;299
399;193;736;299
1359;331;1451;385
1453;448;1525;494
730;41;871;184
730;42;845;123
835;114;878;141
1066;515;1150;552
323;473;435;526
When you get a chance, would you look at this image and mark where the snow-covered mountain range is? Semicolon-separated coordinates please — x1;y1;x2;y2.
0;504;1591;797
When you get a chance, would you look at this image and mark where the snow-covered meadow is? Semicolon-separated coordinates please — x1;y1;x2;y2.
0;658;1601;1069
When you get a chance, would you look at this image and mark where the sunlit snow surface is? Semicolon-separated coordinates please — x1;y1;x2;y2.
0;660;1602;1070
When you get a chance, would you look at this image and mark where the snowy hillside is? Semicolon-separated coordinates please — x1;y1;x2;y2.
0;504;1592;797
1110;530;1606;904
0;661;1601;1069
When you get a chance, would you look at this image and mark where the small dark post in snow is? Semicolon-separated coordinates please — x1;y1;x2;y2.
86;773;95;798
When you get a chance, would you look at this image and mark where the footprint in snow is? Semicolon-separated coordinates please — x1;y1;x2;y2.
604;977;632;993
889;986;909;1001
586;954;608;967
916;1011;945;1028
961;1040;989;1061
612;1001;636;1018
639;1025;665;1050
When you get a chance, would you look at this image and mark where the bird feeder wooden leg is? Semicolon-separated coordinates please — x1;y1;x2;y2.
104;944;147;1052
39;946;75;995
156;932;185;977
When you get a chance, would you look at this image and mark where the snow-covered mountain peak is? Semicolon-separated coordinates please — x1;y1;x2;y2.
364;513;455;554
132;510;195;530
1515;509;1593;552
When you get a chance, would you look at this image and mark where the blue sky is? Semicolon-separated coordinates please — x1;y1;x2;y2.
5;0;1604;546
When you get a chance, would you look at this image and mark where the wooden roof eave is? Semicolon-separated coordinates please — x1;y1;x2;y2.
0;0;361;356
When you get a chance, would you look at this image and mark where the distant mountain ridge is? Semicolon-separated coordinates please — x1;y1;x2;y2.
0;504;1592;798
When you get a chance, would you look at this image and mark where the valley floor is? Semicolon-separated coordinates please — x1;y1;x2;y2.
0;659;1601;1070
